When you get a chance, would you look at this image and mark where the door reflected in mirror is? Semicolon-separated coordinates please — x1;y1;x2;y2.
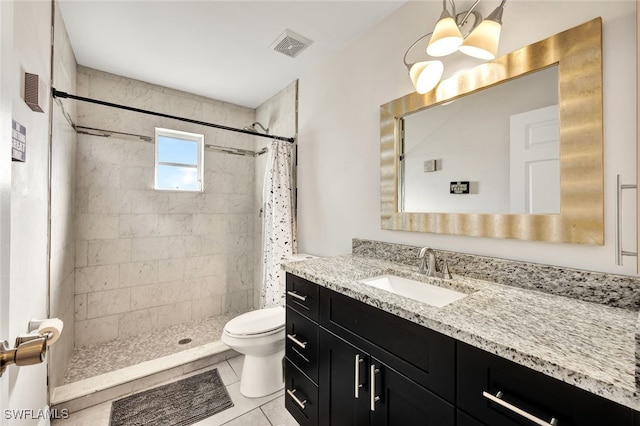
401;66;559;214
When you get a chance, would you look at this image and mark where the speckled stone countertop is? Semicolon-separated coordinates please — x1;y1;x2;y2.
283;254;640;411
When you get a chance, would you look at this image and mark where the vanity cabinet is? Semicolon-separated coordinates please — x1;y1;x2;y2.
319;329;455;425
457;342;637;426
284;273;639;426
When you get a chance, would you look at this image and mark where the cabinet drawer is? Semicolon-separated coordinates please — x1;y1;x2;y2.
285;359;319;426
457;342;635;426
286;307;319;383
319;286;455;402
286;274;319;321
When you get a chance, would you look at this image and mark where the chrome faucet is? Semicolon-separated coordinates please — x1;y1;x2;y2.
417;247;452;279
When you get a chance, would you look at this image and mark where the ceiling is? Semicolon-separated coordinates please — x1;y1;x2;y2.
57;1;407;109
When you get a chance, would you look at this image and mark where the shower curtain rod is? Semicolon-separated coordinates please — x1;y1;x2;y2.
52;88;296;143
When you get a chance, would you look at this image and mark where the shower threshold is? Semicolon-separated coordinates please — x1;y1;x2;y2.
51;315;239;413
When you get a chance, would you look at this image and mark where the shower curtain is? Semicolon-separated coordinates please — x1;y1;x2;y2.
261;140;297;308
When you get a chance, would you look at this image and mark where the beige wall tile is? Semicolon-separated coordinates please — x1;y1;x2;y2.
77;214;119;240
192;296;222;320
75;294;87;321
87;187;122;214
75;240;88;268
119;214;159;238
118;309;158;339
76;264;120;294
131;237;169;261
75;315;119;347
167;236;202;258
156;301;191;328
156;214;193;237
130;284;161;310
87;238;132;266
87;288;131;319
119;261;158;287
157;257;189;282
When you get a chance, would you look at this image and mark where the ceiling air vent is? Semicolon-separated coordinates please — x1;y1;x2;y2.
271;29;313;58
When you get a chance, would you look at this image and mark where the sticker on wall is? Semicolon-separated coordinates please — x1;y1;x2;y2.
450;181;469;194
12;120;26;162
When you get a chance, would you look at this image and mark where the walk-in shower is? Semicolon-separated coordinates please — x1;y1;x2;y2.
49;75;298;412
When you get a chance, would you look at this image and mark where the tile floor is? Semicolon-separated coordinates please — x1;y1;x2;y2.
52;355;298;426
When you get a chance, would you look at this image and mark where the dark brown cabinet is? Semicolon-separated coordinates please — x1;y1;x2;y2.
285;273;639;426
457;342;637;426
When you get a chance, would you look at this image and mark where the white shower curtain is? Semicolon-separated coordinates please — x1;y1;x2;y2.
261;140;297;308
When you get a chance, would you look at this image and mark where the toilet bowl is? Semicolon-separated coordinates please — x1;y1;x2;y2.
221;305;285;398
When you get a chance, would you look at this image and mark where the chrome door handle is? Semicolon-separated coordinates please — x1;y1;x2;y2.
482;391;559;426
355;354;364;398
287;388;307;410
286;333;307;349
370;364;380;411
287;290;307;302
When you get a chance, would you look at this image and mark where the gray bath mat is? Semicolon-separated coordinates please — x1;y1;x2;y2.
109;369;233;426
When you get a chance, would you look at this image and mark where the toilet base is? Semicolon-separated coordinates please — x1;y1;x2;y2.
239;348;285;398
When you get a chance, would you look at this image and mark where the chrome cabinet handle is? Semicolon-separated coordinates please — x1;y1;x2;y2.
482;391;559;426
287;290;307;302
287;388;307;410
615;174;638;266
354;354;364;398
370;364;380;411
286;333;307;349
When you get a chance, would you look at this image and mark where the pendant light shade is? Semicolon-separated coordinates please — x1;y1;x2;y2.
409;60;444;94
458;1;505;60
403;0;507;94
426;9;463;57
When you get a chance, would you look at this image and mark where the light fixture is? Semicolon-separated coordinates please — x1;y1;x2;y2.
459;0;506;60
409;61;445;94
403;0;507;93
426;3;463;57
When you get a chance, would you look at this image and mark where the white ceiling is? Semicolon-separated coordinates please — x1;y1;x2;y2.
57;0;407;109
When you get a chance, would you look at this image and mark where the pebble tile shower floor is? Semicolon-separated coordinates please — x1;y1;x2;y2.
63;315;235;384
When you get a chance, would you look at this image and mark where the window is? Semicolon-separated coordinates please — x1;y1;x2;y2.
154;128;204;191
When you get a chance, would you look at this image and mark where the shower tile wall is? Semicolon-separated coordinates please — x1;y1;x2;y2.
49;6;78;389
73;67;257;347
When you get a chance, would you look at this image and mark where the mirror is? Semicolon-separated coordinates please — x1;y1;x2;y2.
380;18;603;244
401;66;559;214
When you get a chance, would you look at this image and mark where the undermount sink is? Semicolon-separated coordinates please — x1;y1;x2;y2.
359;274;467;308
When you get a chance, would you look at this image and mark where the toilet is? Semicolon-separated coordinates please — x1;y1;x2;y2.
221;305;286;398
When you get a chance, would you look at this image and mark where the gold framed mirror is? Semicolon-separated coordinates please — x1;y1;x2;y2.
380;18;603;244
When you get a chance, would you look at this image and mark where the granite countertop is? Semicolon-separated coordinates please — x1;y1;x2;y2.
282;254;640;411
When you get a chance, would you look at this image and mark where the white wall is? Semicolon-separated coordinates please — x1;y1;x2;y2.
7;0;52;423
297;1;638;276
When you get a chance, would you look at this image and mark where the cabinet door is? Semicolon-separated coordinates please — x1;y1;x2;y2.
370;356;455;426
457;342;635;426
319;329;371;426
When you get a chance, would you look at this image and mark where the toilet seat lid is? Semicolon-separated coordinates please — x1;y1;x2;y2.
224;306;285;336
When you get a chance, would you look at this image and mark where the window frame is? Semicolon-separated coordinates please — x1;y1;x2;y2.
154;127;205;192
